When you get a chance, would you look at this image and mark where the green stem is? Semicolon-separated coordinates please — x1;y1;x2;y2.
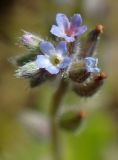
50;79;68;160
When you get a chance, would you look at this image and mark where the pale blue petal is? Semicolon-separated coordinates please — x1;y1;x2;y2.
74;25;87;36
85;57;98;68
46;65;59;74
56;41;67;56
64;35;75;42
40;41;55;55
35;55;51;68
59;57;71;68
94;68;100;73
70;14;82;29
85;57;100;73
56;13;70;30
87;67;100;73
50;25;65;38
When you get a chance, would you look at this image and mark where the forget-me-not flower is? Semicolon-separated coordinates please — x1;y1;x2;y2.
35;41;70;74
84;57;100;74
50;13;87;42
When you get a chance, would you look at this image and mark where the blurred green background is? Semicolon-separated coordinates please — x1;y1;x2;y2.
0;0;118;160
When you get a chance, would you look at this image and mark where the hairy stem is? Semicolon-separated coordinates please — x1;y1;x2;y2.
50;78;68;160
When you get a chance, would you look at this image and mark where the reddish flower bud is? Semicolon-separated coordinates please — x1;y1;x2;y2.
73;71;106;97
59;110;86;131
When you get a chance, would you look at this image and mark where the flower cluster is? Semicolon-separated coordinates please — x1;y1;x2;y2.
14;13;105;97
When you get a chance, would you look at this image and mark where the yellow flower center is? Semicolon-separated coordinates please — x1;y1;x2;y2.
50;54;62;66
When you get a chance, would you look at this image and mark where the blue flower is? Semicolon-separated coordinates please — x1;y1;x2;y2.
35;41;70;74
50;13;87;42
85;57;100;73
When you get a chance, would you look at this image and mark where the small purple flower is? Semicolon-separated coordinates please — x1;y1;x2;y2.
85;57;100;73
50;13;87;42
35;41;70;74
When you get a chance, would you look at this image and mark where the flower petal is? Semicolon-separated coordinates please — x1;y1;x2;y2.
85;57;100;73
50;25;65;38
87;67;100;73
64;35;75;42
56;41;67;56
74;25;87;36
35;55;51;68
70;14;82;30
40;41;55;55
59;57;71;68
85;57;98;68
46;65;59;74
56;13;70;30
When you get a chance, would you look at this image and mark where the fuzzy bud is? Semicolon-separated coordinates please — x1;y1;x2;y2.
15;61;39;78
68;59;90;83
80;24;104;58
59;110;86;131
73;71;106;97
21;31;43;50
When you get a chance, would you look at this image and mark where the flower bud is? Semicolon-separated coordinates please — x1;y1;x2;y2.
59;110;86;131
69;56;100;83
80;24;104;58
68;60;90;83
15;60;57;87
73;71;106;97
21;31;43;50
15;61;39;78
19;111;51;140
